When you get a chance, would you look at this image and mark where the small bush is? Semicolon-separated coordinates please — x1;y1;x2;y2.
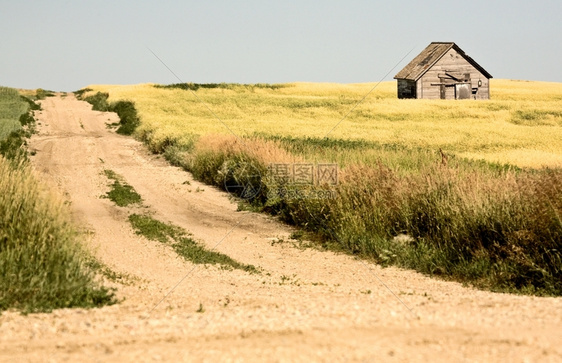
77;91;140;135
19;95;41;111
35;88;55;100
19;111;35;127
0;129;27;161
74;88;93;99
83;92;110;111
113;101;140;135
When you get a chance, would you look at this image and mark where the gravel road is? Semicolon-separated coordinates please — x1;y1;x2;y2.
1;94;561;362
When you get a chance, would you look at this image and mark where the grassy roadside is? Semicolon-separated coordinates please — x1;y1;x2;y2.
0;158;117;313
80;82;562;296
181;135;562;296
0;86;117;313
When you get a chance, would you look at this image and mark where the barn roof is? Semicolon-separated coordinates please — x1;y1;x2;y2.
394;42;493;81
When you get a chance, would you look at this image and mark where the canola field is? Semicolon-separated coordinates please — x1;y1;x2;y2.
87;79;562;168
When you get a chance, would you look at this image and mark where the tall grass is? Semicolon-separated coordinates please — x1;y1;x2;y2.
0;87;29;122
182;136;562;295
0;157;116;313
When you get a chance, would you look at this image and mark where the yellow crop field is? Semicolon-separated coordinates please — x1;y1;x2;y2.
87;80;562;168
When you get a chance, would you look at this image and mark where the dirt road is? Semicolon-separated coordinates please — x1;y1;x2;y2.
1;94;561;362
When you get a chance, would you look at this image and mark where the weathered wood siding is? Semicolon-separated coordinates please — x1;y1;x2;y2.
417;48;490;100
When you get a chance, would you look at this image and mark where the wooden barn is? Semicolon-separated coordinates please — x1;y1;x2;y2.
394;42;492;100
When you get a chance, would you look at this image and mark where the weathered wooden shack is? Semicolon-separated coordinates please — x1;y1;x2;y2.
394;42;492;100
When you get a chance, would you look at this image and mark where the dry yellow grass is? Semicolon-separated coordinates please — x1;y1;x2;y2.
86;79;562;168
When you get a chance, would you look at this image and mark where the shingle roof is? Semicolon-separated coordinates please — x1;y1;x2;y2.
394;42;492;81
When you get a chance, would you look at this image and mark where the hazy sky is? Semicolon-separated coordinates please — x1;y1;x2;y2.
1;0;561;91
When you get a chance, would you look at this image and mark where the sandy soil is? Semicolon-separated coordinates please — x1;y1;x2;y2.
1;94;561;362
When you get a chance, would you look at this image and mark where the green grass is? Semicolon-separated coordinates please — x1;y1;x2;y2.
0;87;27;142
0;130;28;161
76;91;139;135
101;167;257;273
103;169;142;207
0;87;29;121
0;88;40;162
129;214;259;273
0;119;21;142
100;165;257;273
0;87;42;162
